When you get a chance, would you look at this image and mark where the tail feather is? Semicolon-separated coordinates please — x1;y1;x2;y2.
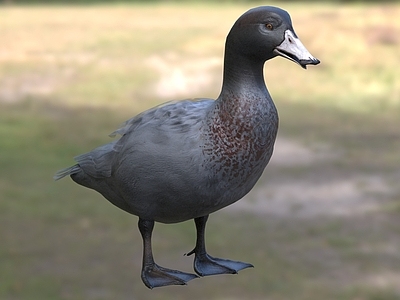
53;164;80;181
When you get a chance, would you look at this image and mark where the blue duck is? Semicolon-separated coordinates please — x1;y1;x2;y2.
54;6;319;289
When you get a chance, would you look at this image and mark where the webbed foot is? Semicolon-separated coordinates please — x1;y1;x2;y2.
142;264;198;289
187;250;253;276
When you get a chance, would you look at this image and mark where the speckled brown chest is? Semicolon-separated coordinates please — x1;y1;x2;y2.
202;93;278;187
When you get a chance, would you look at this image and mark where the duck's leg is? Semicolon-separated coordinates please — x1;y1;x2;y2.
138;219;198;289
186;215;253;277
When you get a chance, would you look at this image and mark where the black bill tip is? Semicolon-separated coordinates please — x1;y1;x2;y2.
299;58;320;69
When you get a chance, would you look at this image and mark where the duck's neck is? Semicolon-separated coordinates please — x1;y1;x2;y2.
218;48;268;102
213;48;273;121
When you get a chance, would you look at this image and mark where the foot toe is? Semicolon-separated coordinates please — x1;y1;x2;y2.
142;264;198;289
194;254;253;277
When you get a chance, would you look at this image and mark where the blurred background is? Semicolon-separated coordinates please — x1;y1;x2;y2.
1;0;399;299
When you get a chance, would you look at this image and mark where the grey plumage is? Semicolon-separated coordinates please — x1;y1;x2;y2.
53;164;80;181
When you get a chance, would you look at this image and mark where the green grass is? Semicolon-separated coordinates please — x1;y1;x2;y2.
1;2;400;300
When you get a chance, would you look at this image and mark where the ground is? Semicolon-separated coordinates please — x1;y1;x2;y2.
1;2;399;300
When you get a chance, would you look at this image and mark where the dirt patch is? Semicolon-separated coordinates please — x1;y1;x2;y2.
0;74;57;103
0;68;75;103
228;137;393;218
236;175;390;218
146;52;220;99
361;271;400;292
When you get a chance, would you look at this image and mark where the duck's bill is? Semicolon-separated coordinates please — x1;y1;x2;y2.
273;30;320;69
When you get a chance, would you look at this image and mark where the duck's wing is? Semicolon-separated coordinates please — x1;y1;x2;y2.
110;98;213;153
54;98;214;181
110;98;213;137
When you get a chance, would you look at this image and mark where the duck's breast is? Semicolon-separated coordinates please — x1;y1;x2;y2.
200;94;279;207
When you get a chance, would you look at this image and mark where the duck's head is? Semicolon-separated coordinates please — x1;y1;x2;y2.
227;6;320;69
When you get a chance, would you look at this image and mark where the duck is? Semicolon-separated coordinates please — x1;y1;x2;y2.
54;6;319;289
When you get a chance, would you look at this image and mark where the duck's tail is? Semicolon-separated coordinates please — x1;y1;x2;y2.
53;164;80;181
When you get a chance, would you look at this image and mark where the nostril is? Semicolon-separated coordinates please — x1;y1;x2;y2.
288;37;294;44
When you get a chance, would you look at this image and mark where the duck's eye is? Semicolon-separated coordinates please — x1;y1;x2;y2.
265;23;273;30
